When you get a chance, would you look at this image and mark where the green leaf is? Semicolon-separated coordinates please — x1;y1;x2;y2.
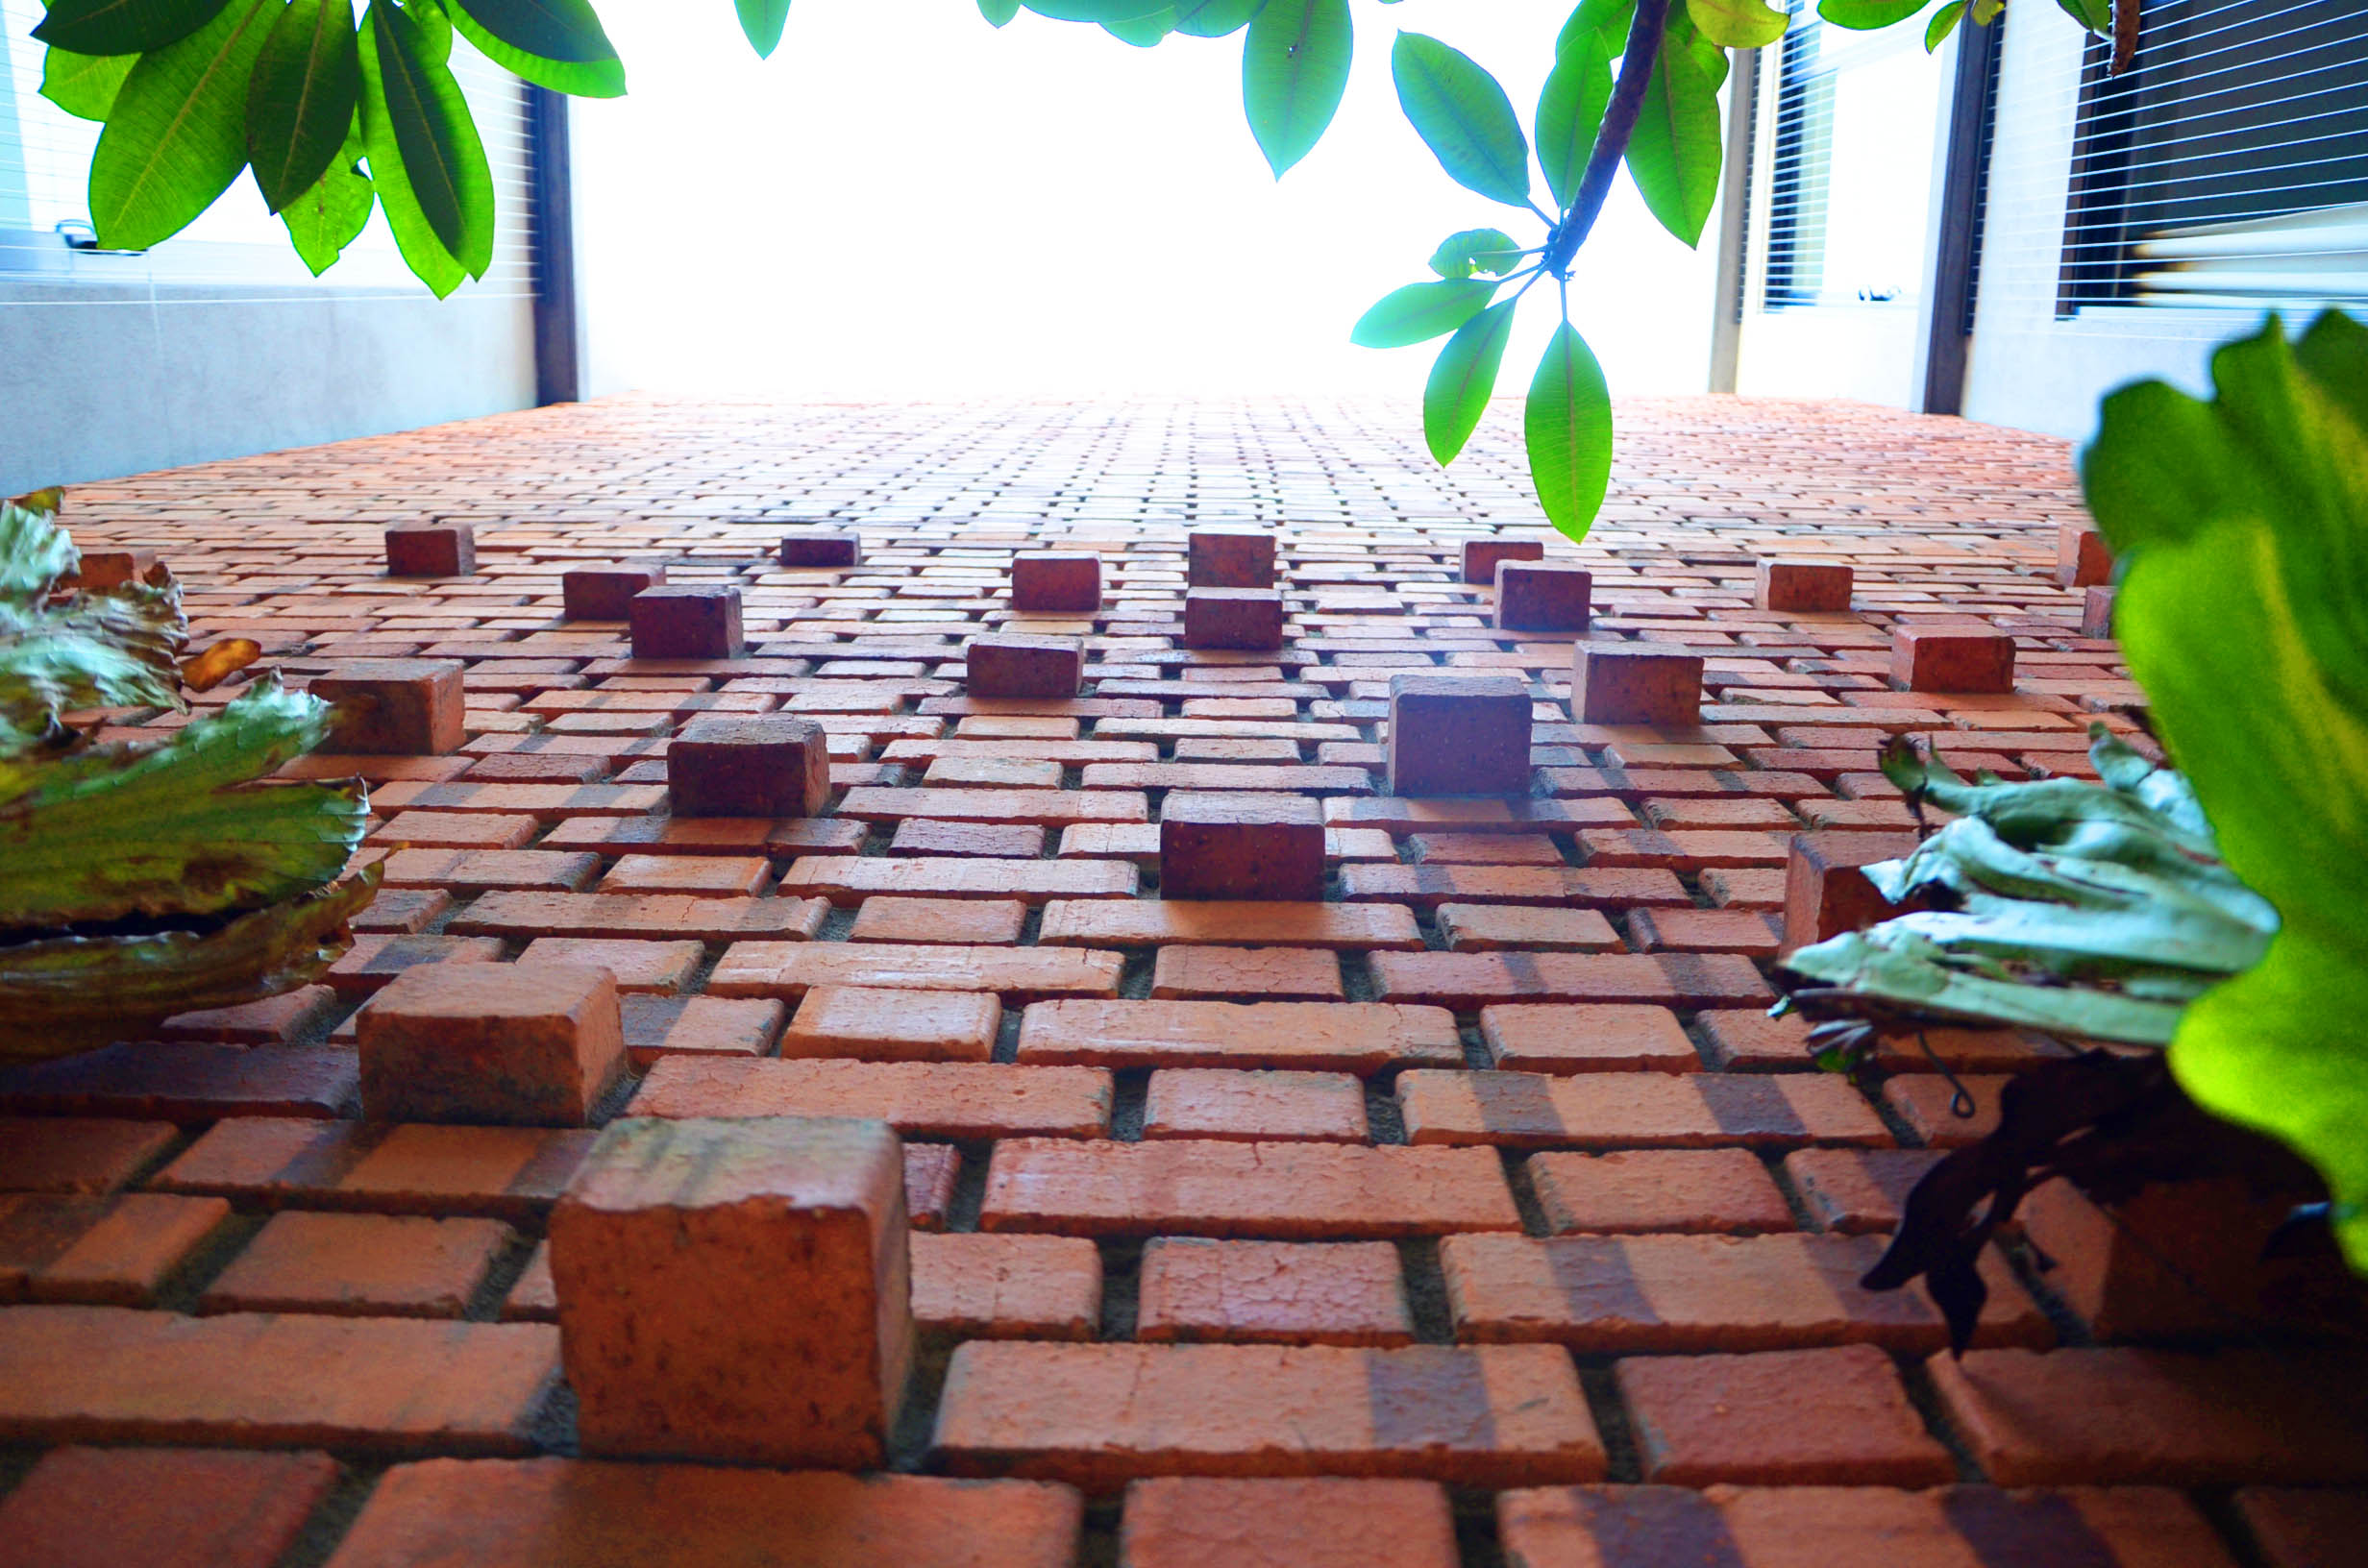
1923;0;1964;48
1625;13;1724;247
1242;0;1350;178
2081;310;2368;1271
33;0;233;55
1525;320;1613;541
2053;0;2109;32
1428;227;1522;279
1172;0;1262;37
1557;0;1634;55
735;0;794;57
1390;32;1530;208
0;501;185;750
1105;8;1176;44
1350;278;1497;349
39;47;137;120
979;0;1021;24
1535;28;1611;210
1423;298;1517;465
1689;0;1788;48
1818;0;1929;26
281;128;374;273
1023;0;1173;19
448;0;625;94
360;0;494;293
246;0;362;214
86;0;278;252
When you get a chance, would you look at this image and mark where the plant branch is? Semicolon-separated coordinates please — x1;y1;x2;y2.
1542;0;1673;277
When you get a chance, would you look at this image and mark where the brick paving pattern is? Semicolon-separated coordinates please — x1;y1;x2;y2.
2;395;2361;1564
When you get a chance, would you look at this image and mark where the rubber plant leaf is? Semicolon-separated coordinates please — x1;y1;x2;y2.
358;0;488;294
280;124;375;275
2081;309;2368;1270
1688;0;1788;49
1349;278;1497;349
1624;8;1725;246
1535;25;1612;210
0;502;185;747
1423;298;1517;466
1526;320;1615;542
1391;31;1531;208
1172;0;1262;37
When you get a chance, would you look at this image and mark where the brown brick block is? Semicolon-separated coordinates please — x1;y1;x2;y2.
1462;537;1543;584
357;963;626;1127
0;1044;358;1123
911;1231;1100;1340
1183;588;1285;650
560;563;664;621
777;529;861;568
979;1138;1518;1237
1121;1477;1458;1568
1478;1004;1698;1073
708;940;1122;1003
629;585;744;660
1438;905;1621;953
1160;791;1322;900
1017;999;1456;1074
669;714;831;818
932;1340;1600;1489
1527;1149;1792;1235
630;1056;1113;1139
0;1192;231;1306
452;893;826;945
1143;1068;1368;1141
1369;950;1770;1010
968;634;1083;698
2083;584;2116;638
1150;944;1344;1000
2237;1487;2368;1568
849;896;1028;945
0;1445;336;1568
312;659;465;755
1136;1238;1412;1346
781;985;1001;1063
552;1115;912;1467
1572;644;1703;726
2058;522;2113;586
1756;558;1855;612
197;1211;511;1317
1782;831;1923;955
1397;1068;1884;1149
893;819;1047;858
1188;530;1276;588
0;1305;558;1453
63;547;159;590
1494;561;1593;632
1890;626;2016;693
1012;553;1102;612
0;1116;178;1194
1387;674;1533;797
1040;899;1420;950
1782;1147;1944;1232
324;1459;1082;1568
384;522;473;577
1616;1344;1954;1484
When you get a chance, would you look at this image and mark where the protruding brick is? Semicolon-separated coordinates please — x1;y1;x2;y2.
2058;521;2113;586
312;660;465;755
1121;1477;1458;1568
2083;584;2116;638
1616;1344;1955;1484
1188;530;1275;588
668;714;830;819
1890;625;2016;693
1387;674;1532;797
1136;1238;1412;1345
0;1445;336;1568
551;1115;912;1467
561;563;664;621
1183;588;1285;650
358;963;626;1127
1011;553;1101;613
1493;561;1592;631
64;548;158;590
629;584;744;660
1572;643;1702;726
384;522;473;577
1462;537;1542;584
1159;792;1322;901
1755;557;1854;611
968;634;1083;698
777;529;861;568
1781;831;1922;955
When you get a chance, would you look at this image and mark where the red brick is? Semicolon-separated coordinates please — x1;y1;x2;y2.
782;985;1001;1063
912;1231;1100;1340
1184;588;1285;649
2236;1487;2368;1568
931;1340;1602;1488
1370;951;1771;1010
384;522;472;577
453;892;826;943
0;1116;177;1193
514;937;703;993
1880;1072;2006;1147
779;853;1134;903
1188;529;1277;587
2083;584;2116;638
1412;832;1564;865
669;714;831;817
904;1141;963;1230
552;1115;910;1466
0;1445;336;1568
199;1211;512;1317
1756;558;1855;611
1891;626;2016;693
1018;999;1456;1074
0;1192;230;1305
1573;644;1702;726
1618;1344;1954;1484
1160;791;1323;900
312;660;464;755
330;1124;596;1219
839;785;1148;825
1493;559;1593;632
561;563;664;620
1439;904;1622;953
1398;1068;1884;1148
596;851;771;897
1137;1237;1411;1345
358;963;625;1126
1629;907;1782;957
1782;831;1923;954
1120;1476;1458;1568
368;810;541;850
1150;944;1344;1000
322;1459;1080;1568
1463;537;1543;583
1387;674;1532;797
1782;1147;1944;1232
631;1055;1113;1139
0;1043;358;1122
1343;864;1690;911
2058;521;2113;586
0;1305;558;1453
1012;552;1102;612
849;895;1029;944
979;1139;1517;1237
777;528;861;567
1527;1149;1792;1234
158;985;340;1043
710;940;1122;1002
969;633;1083;698
382;847;602;895
1692;1007;1815;1070
1041;898;1420;949
145;1117;367;1202
1477;1005;1695;1072
629;585;744;660
1143;1068;1369;1141
892;818;1047;857
63;546;159;589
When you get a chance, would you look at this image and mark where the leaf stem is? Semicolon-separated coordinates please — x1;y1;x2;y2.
1542;0;1672;278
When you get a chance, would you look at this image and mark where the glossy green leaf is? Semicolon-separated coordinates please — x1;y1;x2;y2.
1525;320;1613;541
1689;0;1788;48
247;0;362;213
1105;8;1176;44
360;0;493;293
1242;0;1350;177
86;0;276;252
1923;0;1964;48
0;501;185;748
1535;28;1611;210
281;127;373;273
1557;0;1635;54
1818;0;1929;26
1428;227;1522;279
978;0;1021;23
2054;0;2109;32
33;0;232;55
1350;278;1497;349
735;0;794;57
1390;32;1530;208
2081;310;2368;1270
1625;14;1724;247
1172;0;1262;37
1024;0;1173;19
405;0;451;61
39;47;136;120
448;0;625;94
1423;298;1517;466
